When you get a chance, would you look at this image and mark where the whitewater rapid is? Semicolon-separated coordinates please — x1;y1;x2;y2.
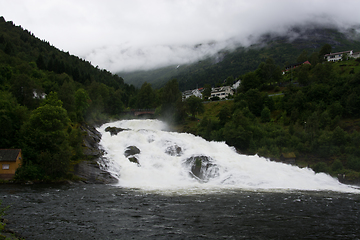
97;119;359;193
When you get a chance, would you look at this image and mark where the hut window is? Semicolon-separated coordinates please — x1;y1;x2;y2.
2;164;10;170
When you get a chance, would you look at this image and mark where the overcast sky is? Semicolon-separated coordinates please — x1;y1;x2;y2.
1;0;360;72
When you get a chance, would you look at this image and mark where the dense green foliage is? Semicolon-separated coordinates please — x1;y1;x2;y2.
185;56;360;178
0;17;141;181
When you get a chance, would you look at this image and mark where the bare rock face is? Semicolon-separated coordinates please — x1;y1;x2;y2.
72;123;118;184
81;123;103;157
73;160;118;184
185;155;219;182
124;146;141;166
105;126;129;136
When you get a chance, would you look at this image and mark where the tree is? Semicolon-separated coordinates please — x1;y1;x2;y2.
0;91;29;147
74;88;90;122
296;50;308;63
136;82;156;109
162;79;181;106
244;89;264;116
202;84;212;99
217;105;231;126
319;44;332;62
256;58;282;86
160;79;182;121
20;92;72;178
240;72;261;92
36;54;46;70
10;74;42;110
186;96;204;118
261;106;271;123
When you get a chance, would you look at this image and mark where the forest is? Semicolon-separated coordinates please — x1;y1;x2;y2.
1;16;360;182
0;17;182;181
182;54;360;182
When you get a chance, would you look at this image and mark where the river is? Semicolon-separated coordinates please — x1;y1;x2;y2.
1;119;360;239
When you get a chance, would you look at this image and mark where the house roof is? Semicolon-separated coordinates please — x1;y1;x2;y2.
281;152;296;159
285;61;311;69
324;50;352;57
0;149;21;162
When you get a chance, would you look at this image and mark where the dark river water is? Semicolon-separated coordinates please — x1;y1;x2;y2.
1;183;360;240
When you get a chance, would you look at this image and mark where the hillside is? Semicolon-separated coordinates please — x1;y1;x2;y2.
177;58;360;183
119;26;360;91
0;16;137;181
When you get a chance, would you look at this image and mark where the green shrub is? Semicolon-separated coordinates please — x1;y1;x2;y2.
331;159;344;172
347;157;360;171
0;200;9;233
312;162;329;173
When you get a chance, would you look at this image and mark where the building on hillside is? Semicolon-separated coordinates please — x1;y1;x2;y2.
280;152;296;165
182;88;203;100
352;51;360;59
210;86;234;99
283;61;311;74
324;50;360;62
0;149;22;180
232;80;241;90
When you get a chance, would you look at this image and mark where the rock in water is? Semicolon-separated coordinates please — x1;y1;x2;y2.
105;126;128;136
124;146;141;157
185;155;219;182
124;146;141;166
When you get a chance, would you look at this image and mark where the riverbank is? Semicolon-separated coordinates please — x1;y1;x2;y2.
70;123;118;184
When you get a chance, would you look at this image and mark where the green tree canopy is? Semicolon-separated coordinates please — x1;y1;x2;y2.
136;82;156;109
186;96;204;118
20;93;72;178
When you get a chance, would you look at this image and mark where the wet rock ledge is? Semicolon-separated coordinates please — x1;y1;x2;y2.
72;123;118;184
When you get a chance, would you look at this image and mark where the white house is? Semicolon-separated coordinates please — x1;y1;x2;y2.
352;51;360;59
182;89;202;100
232;80;241;90
211;86;234;99
324;50;359;62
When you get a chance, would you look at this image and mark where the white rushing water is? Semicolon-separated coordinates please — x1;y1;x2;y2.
97;119;359;193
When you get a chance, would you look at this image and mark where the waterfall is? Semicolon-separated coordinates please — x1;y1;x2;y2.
97;119;359;193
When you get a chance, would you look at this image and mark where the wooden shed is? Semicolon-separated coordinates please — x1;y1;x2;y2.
0;149;22;180
280;152;296;164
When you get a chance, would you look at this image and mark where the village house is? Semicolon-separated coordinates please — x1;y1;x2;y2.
211;86;234;99
283;61;311;74
182;88;203;100
324;50;360;62
0;149;22;180
352;51;360;59
280;152;296;165
232;80;241;91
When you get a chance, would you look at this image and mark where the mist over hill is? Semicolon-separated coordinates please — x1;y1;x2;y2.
118;24;360;91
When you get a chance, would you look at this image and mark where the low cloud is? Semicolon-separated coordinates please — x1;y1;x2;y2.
1;0;360;72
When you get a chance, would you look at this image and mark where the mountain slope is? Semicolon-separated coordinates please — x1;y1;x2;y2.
118;25;360;91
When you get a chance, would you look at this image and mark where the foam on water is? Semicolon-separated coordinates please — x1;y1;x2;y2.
97;119;359;193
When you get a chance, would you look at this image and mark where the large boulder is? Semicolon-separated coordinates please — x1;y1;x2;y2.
105;126;129;136
184;155;219;182
73;159;118;184
124;146;141;166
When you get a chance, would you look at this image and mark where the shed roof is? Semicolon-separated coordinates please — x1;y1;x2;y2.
0;149;21;162
281;152;296;159
324;50;352;57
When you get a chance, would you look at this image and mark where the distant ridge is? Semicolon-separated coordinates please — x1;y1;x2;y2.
118;25;360;91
